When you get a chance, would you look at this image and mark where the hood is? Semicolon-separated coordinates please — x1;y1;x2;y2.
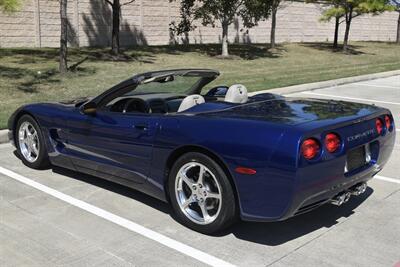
201;97;383;125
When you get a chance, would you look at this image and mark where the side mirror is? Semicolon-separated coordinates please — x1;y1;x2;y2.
80;102;97;115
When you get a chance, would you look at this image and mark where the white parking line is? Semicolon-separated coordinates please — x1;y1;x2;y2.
356;83;400;90
0;166;235;267
375;175;400;184
301;92;400;106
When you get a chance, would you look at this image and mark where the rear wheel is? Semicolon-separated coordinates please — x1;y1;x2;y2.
168;152;237;234
16;115;50;169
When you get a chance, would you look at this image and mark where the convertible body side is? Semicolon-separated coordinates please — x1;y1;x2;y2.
8;97;395;222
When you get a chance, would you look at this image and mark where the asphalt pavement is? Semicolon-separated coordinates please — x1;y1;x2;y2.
0;75;399;267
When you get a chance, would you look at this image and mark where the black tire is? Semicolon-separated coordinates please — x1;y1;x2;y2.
168;152;237;234
15;115;50;169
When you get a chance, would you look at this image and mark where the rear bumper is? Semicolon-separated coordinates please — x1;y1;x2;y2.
240;164;379;222
281;165;378;220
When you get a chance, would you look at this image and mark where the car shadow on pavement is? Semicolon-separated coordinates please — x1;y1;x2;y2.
52;166;172;215
53;163;373;246
225;187;373;245
16;148;373;246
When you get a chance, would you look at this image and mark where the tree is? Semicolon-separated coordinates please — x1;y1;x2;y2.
316;0;344;48
169;0;196;44
269;0;280;48
244;0;283;49
306;0;343;48
172;0;255;57
104;0;135;55
398;8;400;44
391;0;400;43
59;0;68;73
195;0;249;57
332;11;341;48
0;0;20;12
320;0;394;52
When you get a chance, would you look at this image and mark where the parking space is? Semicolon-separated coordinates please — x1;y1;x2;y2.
0;173;204;266
1;76;399;267
290;75;400;127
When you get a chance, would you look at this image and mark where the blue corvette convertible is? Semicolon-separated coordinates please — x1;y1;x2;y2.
8;69;395;233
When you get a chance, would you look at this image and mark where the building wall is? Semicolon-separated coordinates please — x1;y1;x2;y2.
0;0;398;48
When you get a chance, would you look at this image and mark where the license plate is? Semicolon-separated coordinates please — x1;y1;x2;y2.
345;146;367;173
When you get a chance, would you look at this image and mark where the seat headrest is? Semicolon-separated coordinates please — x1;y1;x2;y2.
225;84;248;103
177;94;205;112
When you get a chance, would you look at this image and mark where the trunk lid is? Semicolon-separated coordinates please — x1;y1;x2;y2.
202;97;383;126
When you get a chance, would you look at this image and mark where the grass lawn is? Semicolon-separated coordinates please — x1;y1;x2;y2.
0;41;399;129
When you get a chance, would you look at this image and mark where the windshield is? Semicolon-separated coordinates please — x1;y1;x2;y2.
129;75;202;95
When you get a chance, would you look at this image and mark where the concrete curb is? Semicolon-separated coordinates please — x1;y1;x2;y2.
249;69;400;96
0;129;9;144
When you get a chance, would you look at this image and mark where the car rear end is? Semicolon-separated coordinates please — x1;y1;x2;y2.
283;111;396;219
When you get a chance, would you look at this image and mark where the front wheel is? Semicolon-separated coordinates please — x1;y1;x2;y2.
168;152;237;234
16;115;50;169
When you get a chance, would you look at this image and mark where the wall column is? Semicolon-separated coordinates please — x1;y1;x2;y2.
33;0;41;47
73;0;80;47
139;0;143;31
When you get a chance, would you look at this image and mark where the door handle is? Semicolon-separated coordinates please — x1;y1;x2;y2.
133;122;148;130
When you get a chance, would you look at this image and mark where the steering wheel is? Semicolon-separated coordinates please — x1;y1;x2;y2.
123;98;150;113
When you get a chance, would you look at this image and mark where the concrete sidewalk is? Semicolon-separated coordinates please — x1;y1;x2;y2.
249;69;400;96
0;129;8;144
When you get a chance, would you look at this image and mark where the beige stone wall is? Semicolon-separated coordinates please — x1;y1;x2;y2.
0;0;398;48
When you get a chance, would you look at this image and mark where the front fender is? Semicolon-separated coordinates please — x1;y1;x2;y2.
8;105;28;131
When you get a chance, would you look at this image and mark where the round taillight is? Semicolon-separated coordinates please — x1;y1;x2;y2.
376;118;384;135
301;138;320;160
325;133;341;153
384;115;392;131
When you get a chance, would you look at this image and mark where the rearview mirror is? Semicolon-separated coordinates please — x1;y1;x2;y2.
157;75;174;83
80;102;97;115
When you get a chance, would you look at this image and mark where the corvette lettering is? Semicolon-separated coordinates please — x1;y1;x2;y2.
347;129;375;142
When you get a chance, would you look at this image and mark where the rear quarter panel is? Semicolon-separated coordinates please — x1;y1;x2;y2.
150;115;302;220
151;106;395;221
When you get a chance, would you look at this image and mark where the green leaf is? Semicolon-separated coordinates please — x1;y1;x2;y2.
0;0;20;13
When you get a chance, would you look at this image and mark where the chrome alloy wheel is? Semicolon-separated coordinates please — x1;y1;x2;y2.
18;121;40;163
174;162;222;225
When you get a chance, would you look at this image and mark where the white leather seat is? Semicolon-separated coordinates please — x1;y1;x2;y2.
177;94;205;112
225;84;248;103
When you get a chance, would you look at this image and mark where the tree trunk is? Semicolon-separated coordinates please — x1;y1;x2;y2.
343;9;353;52
396;11;400;44
59;0;68;73
221;21;229;57
111;0;121;55
270;5;277;49
333;16;339;48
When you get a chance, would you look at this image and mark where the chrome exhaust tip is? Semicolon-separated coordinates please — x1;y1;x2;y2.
359;183;367;194
351;183;367;196
331;192;347;206
331;183;367;206
343;191;352;203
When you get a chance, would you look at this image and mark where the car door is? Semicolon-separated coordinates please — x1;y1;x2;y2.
65;109;159;184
